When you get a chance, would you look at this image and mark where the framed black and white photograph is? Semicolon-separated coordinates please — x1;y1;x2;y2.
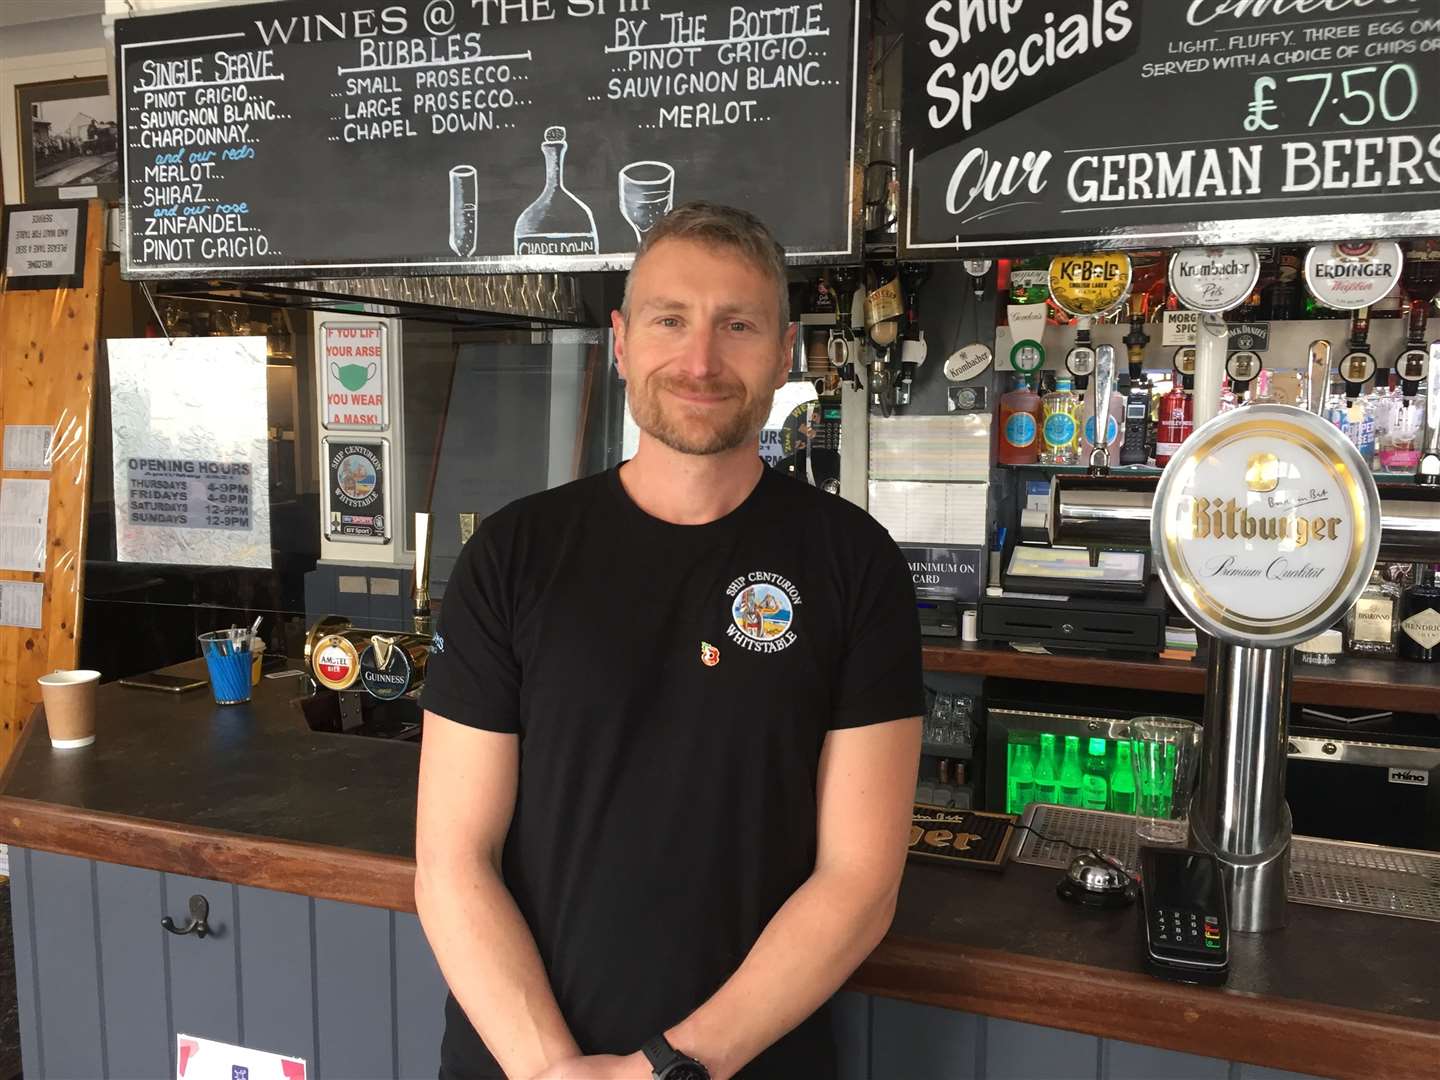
16;76;119;203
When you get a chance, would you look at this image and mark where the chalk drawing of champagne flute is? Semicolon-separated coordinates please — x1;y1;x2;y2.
449;165;478;256
618;161;675;245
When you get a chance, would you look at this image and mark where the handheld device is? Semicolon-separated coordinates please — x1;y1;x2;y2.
1119;384;1151;466
1139;846;1229;986
118;672;207;694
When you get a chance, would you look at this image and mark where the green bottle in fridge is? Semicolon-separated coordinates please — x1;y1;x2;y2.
1081;737;1110;810
1110;742;1136;814
1034;733;1060;805
1059;735;1083;808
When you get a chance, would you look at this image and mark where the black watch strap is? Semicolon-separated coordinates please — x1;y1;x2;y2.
641;1035;709;1079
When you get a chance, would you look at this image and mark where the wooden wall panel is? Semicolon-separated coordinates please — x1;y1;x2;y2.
0;199;103;766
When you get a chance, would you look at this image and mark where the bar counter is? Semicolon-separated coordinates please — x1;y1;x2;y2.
1;666;1436;1080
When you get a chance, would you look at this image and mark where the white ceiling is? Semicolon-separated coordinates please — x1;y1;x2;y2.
0;0;107;29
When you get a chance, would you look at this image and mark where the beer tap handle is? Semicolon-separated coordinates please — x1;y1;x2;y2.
1088;344;1116;476
1304;340;1332;416
1418;342;1440;486
413;513;433;635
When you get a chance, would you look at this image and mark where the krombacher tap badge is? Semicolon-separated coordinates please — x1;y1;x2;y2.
1151;404;1381;647
312;633;362;691
1047;253;1131;318
1302;241;1404;311
1167;247;1259;314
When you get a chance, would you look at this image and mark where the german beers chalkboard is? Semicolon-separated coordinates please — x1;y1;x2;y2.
902;0;1440;254
116;0;861;278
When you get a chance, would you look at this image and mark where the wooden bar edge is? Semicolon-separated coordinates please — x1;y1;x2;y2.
0;794;418;913
852;934;1440;1080
0;791;1434;1078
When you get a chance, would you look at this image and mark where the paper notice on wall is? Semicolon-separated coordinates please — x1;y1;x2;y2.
3;425;54;471
0;478;49;572
176;1034;306;1080
108;337;271;569
0;581;43;629
322;321;387;430
867;481;988;546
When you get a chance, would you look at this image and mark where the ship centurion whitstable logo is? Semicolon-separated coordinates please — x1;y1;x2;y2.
725;571;803;654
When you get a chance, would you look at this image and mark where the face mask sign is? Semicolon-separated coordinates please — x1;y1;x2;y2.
322;321;388;431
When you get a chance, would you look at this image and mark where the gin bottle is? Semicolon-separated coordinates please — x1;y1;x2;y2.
1041;376;1080;465
514;126;598;257
1399;564;1440;663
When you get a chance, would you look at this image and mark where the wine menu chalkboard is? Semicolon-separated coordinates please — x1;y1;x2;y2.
902;0;1440;254
116;0;861;278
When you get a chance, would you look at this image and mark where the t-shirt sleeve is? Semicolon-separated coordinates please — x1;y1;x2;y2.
829;530;925;730
419;524;522;733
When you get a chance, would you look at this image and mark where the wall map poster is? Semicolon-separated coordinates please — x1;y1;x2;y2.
325;437;389;543
902;0;1440;253
116;0;862;277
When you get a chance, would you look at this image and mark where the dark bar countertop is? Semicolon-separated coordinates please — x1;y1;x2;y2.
0;664;1436;1079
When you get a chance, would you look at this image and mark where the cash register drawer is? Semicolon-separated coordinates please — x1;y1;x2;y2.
979;597;1165;654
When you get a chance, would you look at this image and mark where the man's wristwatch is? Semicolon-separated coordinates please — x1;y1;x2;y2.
641;1035;710;1080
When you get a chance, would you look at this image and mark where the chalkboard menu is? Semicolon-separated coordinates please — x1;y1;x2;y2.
903;0;1440;254
117;0;861;278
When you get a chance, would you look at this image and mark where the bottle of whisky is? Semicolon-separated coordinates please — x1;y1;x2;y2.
513;126;598;257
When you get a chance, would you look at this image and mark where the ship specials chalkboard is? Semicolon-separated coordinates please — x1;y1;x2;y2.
902;0;1440;254
116;0;862;278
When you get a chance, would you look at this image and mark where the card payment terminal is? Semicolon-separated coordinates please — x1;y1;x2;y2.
1139;846;1230;986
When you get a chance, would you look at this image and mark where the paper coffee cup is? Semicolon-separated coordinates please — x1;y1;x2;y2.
37;669;101;749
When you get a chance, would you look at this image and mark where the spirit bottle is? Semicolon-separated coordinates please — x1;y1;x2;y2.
1033;733;1060;805
1007;256;1049;305
513;126;598;257
1058;735;1083;808
1041;376;1080;465
997;376;1042;465
1344;568;1399;658
1110;742;1136;814
1080;738;1110;810
1398;564;1440;663
1009;738;1037;815
1154;377;1193;467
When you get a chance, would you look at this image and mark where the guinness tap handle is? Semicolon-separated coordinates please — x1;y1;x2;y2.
1418;342;1440;487
1088;344;1116;476
413;513;433;634
1304;340;1332;417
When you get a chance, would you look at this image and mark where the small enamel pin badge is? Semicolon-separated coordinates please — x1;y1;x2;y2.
699;641;720;667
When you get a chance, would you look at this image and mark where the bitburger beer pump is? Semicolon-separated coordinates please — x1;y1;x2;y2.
1048;330;1440;933
302;513;436;732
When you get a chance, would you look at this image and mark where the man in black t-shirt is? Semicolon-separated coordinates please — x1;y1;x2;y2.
417;203;923;1080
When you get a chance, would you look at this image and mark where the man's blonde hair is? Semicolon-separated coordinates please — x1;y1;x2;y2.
621;201;790;331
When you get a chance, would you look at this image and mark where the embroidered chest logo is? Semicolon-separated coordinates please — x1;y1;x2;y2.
699;641;720;667
724;571;802;654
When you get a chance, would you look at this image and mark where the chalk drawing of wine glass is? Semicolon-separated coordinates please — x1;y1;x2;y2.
449;165;478;256
618;161;675;245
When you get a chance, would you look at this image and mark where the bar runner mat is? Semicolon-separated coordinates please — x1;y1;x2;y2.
909;804;1018;871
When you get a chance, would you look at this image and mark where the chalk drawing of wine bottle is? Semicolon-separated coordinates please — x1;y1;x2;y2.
449;165;478;257
619;160;674;245
513;126;598;257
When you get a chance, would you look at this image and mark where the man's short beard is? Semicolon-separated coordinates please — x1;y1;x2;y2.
628;373;775;456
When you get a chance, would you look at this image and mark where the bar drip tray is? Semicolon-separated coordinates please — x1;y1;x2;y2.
1014;805;1440;924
